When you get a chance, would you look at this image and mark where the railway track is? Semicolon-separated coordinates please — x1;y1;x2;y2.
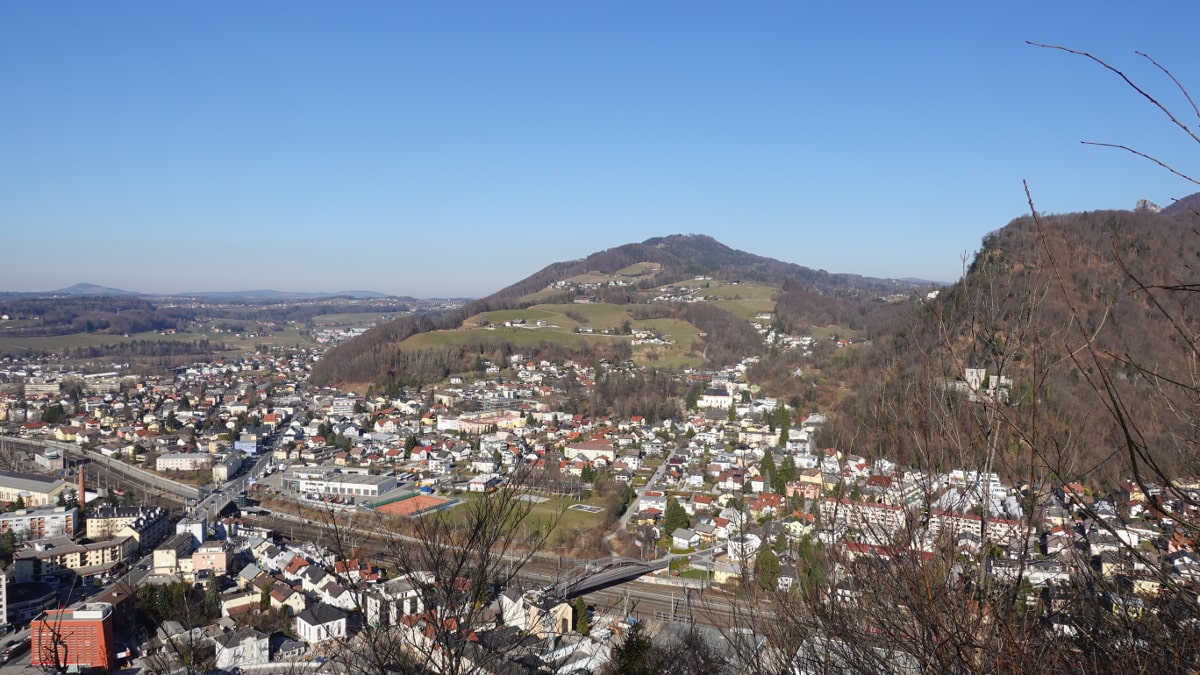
242;510;750;629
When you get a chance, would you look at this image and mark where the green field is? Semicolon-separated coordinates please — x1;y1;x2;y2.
401;300;725;368
713;298;777;321
520;287;568;303
473;307;569;325
616;262;661;277
473;303;635;331
0;319;40;329
440;492;608;535
405;326;597;350
311;312;406;327
0;330;219;355
409;302;712;367
629;318;705;368
703;283;777;301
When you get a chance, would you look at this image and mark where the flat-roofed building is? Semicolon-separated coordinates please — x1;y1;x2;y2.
281;467;397;499
31;602;115;671
7;581;56;625
156;453;214;472
13;535;136;582
192;541;231;576
153;532;197;575
0;505;77;542
212;453;242;482
927;511;1025;547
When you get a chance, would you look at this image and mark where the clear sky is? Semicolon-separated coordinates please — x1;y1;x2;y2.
3;2;1198;298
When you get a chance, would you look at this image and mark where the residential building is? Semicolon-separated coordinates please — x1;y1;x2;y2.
13;535;136;582
192;542;231;576
364;575;426;626
819;499;908;542
563;440;616;463
0;506;77;542
86;505;170;552
153;532;197;575
294;604;348;644
176;516;207;547
927;511;1024;547
214;627;270;670
212;453;243;482
156;453;214;472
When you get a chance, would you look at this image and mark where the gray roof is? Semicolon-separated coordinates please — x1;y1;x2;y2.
238;563;263;581
0;469;64;492
216;627;267;649
296;603;347;626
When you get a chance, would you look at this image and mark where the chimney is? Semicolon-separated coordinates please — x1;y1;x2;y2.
78;465;86;506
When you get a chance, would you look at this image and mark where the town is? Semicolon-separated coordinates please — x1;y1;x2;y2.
0;288;1191;675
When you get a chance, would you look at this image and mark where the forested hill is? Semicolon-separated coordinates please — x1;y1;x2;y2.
484;234;916;302
820;195;1200;486
310;234;924;388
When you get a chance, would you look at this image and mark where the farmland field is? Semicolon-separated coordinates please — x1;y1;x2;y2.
311;312;407;326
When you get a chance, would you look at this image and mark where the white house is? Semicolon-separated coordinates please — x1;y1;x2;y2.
294;604;349;645
214;627;270;670
671;528;700;550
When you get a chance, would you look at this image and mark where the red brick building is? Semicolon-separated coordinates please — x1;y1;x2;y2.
31;602;114;671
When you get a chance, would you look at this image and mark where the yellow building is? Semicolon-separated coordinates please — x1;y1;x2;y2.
0;470;67;507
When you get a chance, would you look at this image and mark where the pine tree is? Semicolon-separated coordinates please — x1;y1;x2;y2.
574;596;590;635
759;451;777;492
777;455;796;494
610;621;653;675
663;497;689;537
755;545;781;590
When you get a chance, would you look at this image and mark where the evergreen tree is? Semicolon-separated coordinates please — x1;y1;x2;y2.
759;452;778;493
42;403;67;425
0;529;15;564
755;545;781;590
778;455;796;490
772;406;791;445
203;577;221;620
610;621;653;675
574;596;590;635
663;497;689;537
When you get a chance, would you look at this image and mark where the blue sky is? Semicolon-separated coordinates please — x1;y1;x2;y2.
3;2;1198;297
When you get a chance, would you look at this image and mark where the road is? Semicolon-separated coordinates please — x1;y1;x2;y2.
600;446;675;559
0;626;33;674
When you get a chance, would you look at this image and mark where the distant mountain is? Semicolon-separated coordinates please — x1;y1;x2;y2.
172;289;400;301
311;234;929;388
0;285;405;301
51;282;140;296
